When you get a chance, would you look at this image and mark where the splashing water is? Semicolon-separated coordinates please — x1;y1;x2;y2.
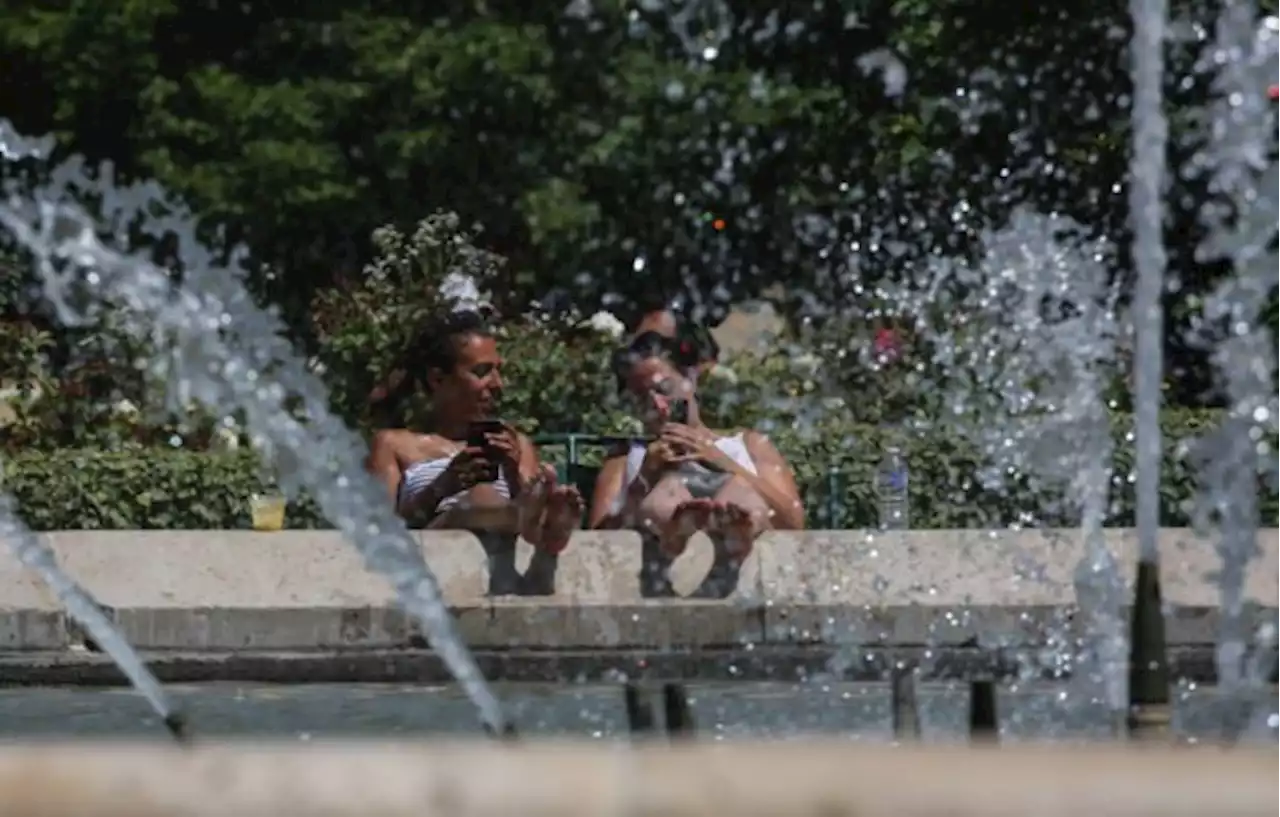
0;122;509;734
913;212;1129;712
0;492;178;725
1186;2;1279;701
1128;0;1168;573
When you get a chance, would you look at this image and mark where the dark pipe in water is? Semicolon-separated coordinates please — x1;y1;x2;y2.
163;712;192;745
624;683;656;736
1127;559;1171;742
483;719;519;741
663;683;695;737
967;680;998;742
890;664;921;740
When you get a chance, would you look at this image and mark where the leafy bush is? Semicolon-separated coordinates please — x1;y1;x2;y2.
309;211;508;431
4;410;1273;531
0;210;1173;451
4;215;1275;534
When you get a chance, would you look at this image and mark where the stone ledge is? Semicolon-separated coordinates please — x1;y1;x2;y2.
0;645;1268;686
1;528;1275;651
5;601;1274;653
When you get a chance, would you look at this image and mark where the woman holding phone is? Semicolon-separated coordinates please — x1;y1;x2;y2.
364;309;582;556
588;331;805;585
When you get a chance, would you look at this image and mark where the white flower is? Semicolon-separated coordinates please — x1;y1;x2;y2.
587;310;626;338
707;364;739;385
440;272;488;313
211;425;240;452
111;399;140;419
790;353;820;372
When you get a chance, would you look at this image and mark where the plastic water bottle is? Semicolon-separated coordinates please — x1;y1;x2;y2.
876;445;910;530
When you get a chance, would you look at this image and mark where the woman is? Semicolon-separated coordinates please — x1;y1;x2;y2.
588;331;804;563
364;310;582;555
632;307;720;379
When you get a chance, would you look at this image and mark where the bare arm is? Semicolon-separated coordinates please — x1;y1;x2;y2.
366;430;410;512
514;432;542;488
366;429;450;522
588;453;635;529
738;431;806;529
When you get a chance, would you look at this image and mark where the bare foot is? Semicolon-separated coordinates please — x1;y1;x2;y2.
538;484;584;555
709;502;757;560
660;498;716;557
516;465;554;545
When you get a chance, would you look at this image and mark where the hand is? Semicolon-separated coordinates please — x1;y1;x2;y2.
660;424;734;471
483;424;524;472
637;437;689;484
434;448;496;497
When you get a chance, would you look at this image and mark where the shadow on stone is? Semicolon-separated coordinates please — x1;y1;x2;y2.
639;533;676;598
639;533;743;599
688;540;743;600
478;533;559;597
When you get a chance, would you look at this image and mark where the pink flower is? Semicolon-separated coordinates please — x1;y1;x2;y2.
873;327;902;363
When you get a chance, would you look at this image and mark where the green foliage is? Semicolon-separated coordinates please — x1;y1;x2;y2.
4;410;1273;531
309;211;508;430
306;209;638;437
2;0;1266;399
1;447;295;530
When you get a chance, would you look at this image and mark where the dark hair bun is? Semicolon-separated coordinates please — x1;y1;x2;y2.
679;323;719;366
610;330;703;390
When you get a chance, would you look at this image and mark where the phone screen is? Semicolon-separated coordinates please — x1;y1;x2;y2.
467;420;505;482
667;399;689;425
467;420;504;450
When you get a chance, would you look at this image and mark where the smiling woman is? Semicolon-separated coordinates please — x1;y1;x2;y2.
362;310;582;559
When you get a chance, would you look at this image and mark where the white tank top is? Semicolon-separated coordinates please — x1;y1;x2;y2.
610;433;758;515
397;455;512;515
621;432;757;485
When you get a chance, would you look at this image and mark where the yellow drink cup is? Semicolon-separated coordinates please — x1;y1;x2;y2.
249;493;286;532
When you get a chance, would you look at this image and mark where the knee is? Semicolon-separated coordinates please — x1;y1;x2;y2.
722;476;768;509
466;484;510;508
638;492;681;523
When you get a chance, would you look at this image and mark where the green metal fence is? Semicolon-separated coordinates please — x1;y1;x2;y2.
532;433;855;527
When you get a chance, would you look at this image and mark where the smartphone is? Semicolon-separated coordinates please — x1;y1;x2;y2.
467;419;505;482
666;398;689;425
467;418;505;450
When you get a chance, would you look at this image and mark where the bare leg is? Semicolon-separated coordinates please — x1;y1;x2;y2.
428;483;518;532
662;498;717;557
516;465;555;545
539;484;584;555
635;474;700;556
707;476;772;560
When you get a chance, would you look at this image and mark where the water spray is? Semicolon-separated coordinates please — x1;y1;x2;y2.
0;494;189;744
0;121;511;737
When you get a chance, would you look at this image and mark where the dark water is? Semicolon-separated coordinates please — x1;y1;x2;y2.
0;682;1274;743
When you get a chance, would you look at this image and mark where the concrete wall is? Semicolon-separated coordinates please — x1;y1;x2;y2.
0;529;1275;652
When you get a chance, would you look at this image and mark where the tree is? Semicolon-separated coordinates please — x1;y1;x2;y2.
1;0;1269;409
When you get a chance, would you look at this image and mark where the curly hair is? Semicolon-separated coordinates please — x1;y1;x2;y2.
368;309;492;420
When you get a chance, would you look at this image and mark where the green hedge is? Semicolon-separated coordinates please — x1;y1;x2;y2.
4;410;1273;530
